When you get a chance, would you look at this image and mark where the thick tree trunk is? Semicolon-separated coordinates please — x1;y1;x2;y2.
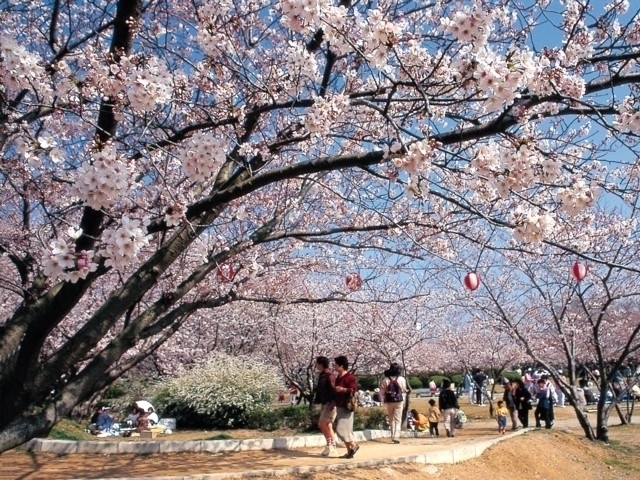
567;386;596;440
0;403;66;452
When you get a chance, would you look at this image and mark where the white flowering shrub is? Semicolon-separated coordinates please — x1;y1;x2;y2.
154;353;283;428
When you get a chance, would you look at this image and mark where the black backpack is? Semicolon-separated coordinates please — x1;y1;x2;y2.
384;377;404;403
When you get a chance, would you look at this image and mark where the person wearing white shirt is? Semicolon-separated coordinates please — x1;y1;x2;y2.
147;407;159;425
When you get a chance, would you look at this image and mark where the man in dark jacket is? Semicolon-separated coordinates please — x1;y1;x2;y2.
438;379;460;437
502;379;520;430
314;356;337;456
473;368;487;406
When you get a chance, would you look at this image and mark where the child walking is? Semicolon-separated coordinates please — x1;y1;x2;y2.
495;400;509;434
427;399;441;438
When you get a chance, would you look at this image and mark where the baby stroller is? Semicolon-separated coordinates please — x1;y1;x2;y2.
455;409;468;429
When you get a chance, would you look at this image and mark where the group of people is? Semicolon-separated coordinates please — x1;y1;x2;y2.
90;402;162;437
314;355;361;459
125;404;160;433
497;369;564;433
313;357;469;459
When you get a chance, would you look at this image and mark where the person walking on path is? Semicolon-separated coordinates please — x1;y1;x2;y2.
333;355;360;458
514;379;532;428
314;356;337;457
427;399;441;438
502;379;520;430
438;378;459;437
494;400;509;434
535;378;553;429
380;362;409;444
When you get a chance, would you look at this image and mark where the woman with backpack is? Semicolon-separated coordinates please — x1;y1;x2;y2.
379;362;409;444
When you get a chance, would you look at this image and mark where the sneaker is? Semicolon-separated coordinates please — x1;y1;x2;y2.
321;445;331;457
392;439;400;444
446;430;451;437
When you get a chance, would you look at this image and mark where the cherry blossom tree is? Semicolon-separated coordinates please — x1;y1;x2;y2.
460;229;640;442
3;0;640;451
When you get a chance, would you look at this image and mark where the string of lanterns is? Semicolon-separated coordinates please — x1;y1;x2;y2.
463;261;589;291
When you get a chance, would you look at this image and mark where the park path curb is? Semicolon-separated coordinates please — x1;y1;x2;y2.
49;428;529;480
25;429;391;455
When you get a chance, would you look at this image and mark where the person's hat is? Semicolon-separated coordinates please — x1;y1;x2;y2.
374;388;380;392
558;369;563;374
502;377;510;384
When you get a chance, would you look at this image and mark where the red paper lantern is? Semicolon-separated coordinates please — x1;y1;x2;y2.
571;261;588;281
463;272;481;291
345;272;363;291
216;263;235;283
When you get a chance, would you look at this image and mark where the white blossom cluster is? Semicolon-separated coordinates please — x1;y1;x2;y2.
440;4;495;46
557;179;598;215
390;139;438;175
561;1;595;66
89;54;173;113
279;0;322;32
510;206;557;244
614;97;640;133
471;142;560;198
357;9;404;68
0;35;50;95
126;57;174;112
304;93;351;136
179;130;228;181
472;48;537;112
283;41;318;79
101;216;149;269
42;228;97;283
70;146;132;210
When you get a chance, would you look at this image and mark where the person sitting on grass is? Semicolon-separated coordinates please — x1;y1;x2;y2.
136;409;150;433
147;406;159;426
410;409;429;432
93;406;116;437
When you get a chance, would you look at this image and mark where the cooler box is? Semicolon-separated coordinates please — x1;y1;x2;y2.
159;418;176;430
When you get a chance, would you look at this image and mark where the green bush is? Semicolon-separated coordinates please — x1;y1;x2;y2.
417;374;431;387
103;380;127;399
245;405;318;432
450;374;463;387
429;375;450;387
356;375;379;391
153;353;283;429
501;371;522;383
359;408;387;429
407;376;422;390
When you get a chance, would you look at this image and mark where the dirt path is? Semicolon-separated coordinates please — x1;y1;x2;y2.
3;403;638;480
0;418;572;480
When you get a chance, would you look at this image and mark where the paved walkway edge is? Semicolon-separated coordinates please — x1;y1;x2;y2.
83;432;526;480
64;429;529;480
